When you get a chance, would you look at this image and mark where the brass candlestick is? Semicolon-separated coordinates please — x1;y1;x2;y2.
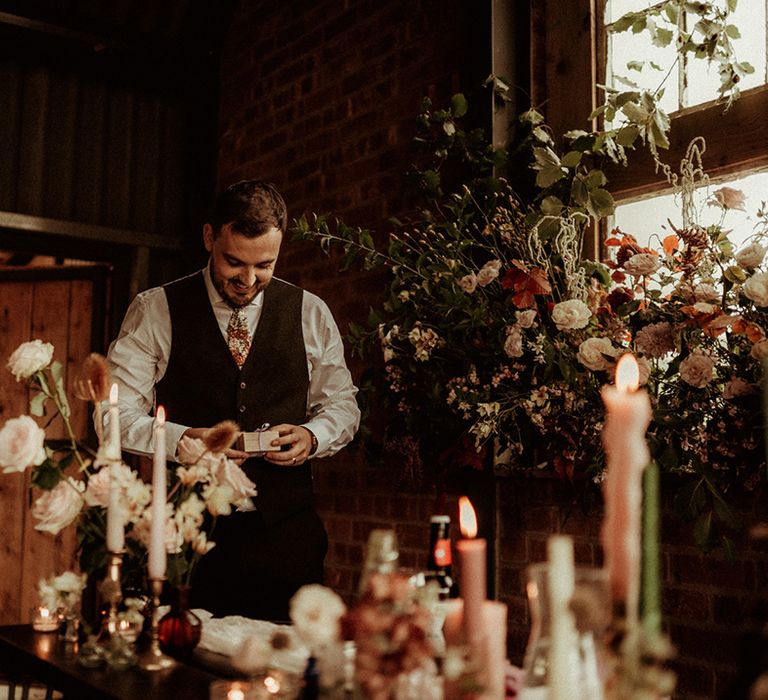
140;577;175;670
97;549;124;646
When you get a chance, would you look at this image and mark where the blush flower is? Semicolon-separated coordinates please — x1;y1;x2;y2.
32;478;85;535
709;186;746;211
551;299;591;330
576;337;616;371
623;253;661;276
290;583;347;651
504;327;524;358
743;272;768;306
635;322;676;359
735;242;767;270
679;351;715;388
7;340;54;381
476;259;502;287
0;415;47;474
458;273;478;293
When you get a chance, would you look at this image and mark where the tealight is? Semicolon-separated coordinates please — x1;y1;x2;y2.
209;680;255;700
31;606;59;633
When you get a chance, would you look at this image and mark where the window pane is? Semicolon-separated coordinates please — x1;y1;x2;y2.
612;169;768;251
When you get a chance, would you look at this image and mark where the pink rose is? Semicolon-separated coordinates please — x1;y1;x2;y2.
213;458;257;504
743;272;768;306
623;253;661;276
476;259;501;287
32;478;85;535
458;273;478;293
679;352;715;388
504;328;524;358
0;415;47;474
709;186;746;211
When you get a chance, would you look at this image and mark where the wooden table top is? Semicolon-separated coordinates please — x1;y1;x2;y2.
0;624;232;700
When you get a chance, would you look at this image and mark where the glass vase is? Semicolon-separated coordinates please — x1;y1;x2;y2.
157;586;202;660
520;563;609;700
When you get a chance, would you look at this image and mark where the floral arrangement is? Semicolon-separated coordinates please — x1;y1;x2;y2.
1;340;256;589
294;1;762;546
37;570;87;616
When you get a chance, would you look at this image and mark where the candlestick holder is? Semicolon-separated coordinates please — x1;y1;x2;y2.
96;549;124;647
139;577;175;670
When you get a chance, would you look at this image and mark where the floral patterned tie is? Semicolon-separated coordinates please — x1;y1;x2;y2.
226;306;251;368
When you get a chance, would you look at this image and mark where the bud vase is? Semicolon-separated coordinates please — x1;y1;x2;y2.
520;564;609;700
157;586;202;659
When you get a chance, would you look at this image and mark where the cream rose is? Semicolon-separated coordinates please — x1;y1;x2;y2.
7;340;54;381
458;273;478;293
213;459;258;504
709;186;746;211
679;352;715;388
290;584;347;651
476;259;501;287
576;337;616;371
743;272;768;306
551;299;591;330
515;309;538;328
623;253;661;276
735;242;767;270
0;415;47;474
693;283;720;303
32;478;85;535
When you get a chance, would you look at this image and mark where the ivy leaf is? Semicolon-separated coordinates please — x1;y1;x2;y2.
533;126;552;143
725;24;741;39
664;3;680;23
532;147;566;188
451;93;468;118
627;60;645;72
584;169;607;190
32;461;62;490
616;124;640;147
561;150;583;168
652;26;674;47
724;265;747;283
586;188;615;218
520;108;545;125
622;101;650;123
540;196;563;215
728;0;738;11
571;177;589;207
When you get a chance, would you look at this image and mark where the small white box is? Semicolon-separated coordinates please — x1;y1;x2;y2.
237;430;281;453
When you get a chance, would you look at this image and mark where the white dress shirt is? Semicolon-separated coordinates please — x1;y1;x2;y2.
104;266;360;459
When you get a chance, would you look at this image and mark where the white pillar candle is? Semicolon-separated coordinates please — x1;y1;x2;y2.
148;406;167;579
548;535;577;700
457;495;486;649
105;383;124;552
106;382;121;460
600;353;652;626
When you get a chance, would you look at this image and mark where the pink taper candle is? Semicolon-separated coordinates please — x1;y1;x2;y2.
457;496;486;648
148;406;167;579
106;383;124;552
600;354;652;625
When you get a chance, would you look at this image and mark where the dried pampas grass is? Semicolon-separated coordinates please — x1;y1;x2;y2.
74;353;111;402
203;420;240;453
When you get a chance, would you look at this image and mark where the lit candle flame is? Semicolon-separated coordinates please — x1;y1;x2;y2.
459;496;478;539
227;691;245;700
109;382;119;405
156;405;166;425
615;353;639;392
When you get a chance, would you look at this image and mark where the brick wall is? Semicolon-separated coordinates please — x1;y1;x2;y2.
214;2;768;698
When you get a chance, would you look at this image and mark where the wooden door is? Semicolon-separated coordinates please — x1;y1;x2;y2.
0;266;108;624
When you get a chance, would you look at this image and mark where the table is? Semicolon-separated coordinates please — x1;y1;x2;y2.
0;625;232;700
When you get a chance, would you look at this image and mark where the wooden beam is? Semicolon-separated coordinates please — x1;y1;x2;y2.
0;210;182;251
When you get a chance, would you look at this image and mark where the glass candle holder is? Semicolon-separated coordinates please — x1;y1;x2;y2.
209;679;256;700
31;606;59;632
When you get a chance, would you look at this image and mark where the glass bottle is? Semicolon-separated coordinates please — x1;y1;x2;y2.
520;563;608;700
425;514;455;599
358;528;399;596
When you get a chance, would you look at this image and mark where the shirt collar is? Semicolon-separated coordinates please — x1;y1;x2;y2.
203;263;264;310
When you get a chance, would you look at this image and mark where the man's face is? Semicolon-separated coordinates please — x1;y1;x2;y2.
204;222;283;307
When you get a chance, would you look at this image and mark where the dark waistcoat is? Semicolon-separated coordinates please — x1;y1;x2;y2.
156;272;313;523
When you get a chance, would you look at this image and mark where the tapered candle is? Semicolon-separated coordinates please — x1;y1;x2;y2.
600;353;651;626
548;535;577;700
106;383;124;551
148;406;167;579
642;459;661;635
457;496;486;648
106;383;121;461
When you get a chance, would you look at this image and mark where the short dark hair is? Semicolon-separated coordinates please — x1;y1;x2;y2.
209;180;287;237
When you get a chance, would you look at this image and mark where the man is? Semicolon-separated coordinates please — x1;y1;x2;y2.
105;180;360;620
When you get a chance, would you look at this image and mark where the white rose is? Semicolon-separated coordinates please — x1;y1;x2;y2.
83;466;111;507
53;571;86;595
743;272;768;306
735;242;767;270
7;340;54;381
752;339;768;360
504;328;524;358
623;253;661;276
551;299;592;330
213;458;258;504
476;259;502;287
679;352;715;388
290;584;347;651
32;478;85;535
576;337;616;371
458;273;478;293
515;309;538;329
0;415;47;474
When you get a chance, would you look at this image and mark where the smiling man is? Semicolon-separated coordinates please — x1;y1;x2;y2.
105;180;360;620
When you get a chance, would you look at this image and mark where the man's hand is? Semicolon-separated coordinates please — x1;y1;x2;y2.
180;427;249;465
265;424;315;466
